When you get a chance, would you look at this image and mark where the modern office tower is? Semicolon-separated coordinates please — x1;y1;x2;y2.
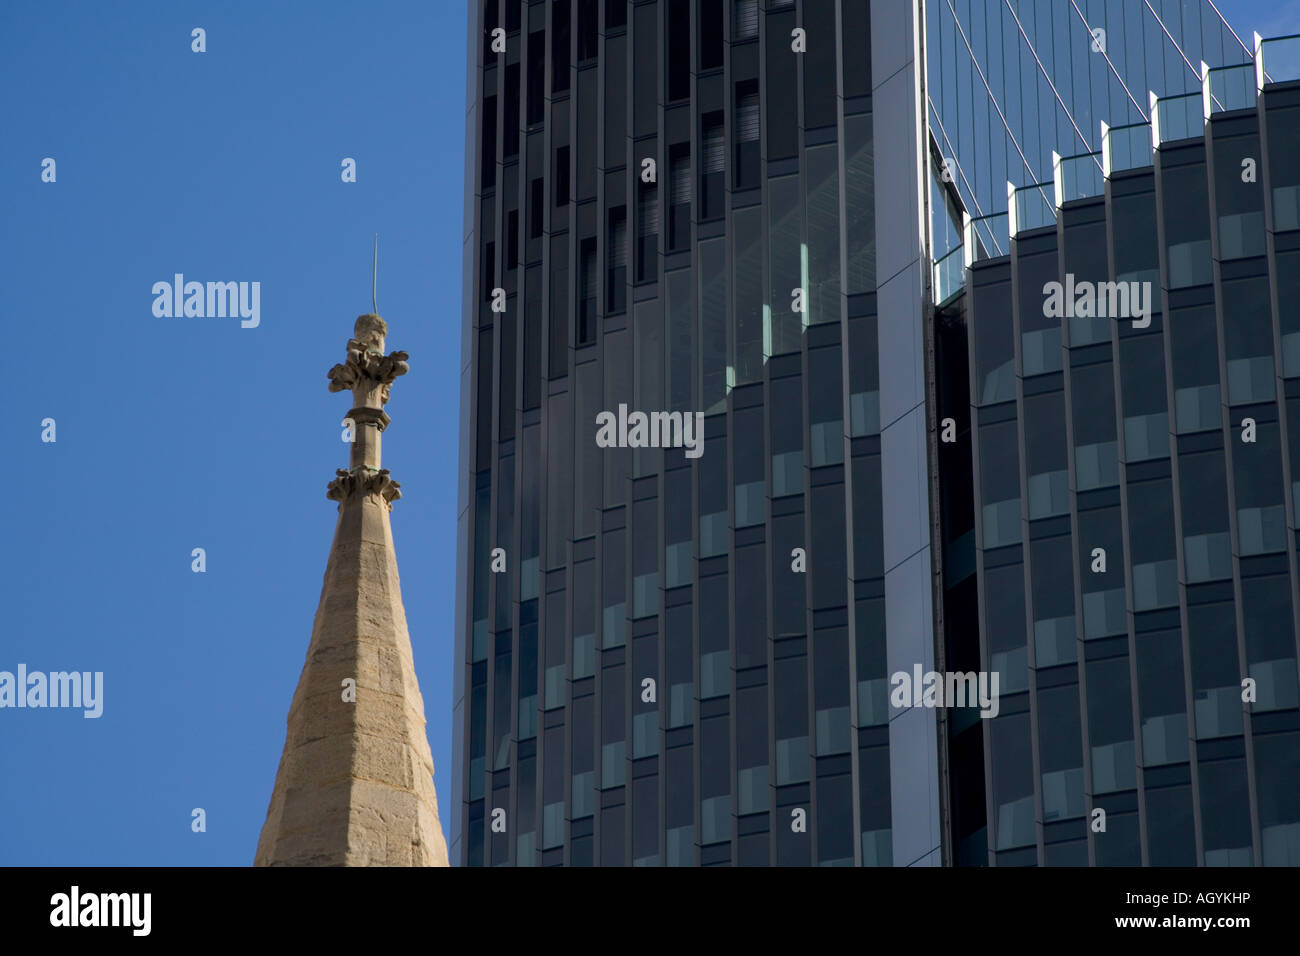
453;0;1297;866
934;45;1300;866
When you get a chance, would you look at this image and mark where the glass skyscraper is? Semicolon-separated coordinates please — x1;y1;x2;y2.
453;0;1300;866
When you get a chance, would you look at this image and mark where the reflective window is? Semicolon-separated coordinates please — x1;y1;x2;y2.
979;420;1021;548
1024;391;1068;518
1169;305;1221;432
973;276;1016;404
1118;334;1169;462
1031;534;1076;667
1222;276;1275;405
1070;361;1119;490
985;562;1028;693
1135;627;1189;766
1188;600;1242;739
1085;655;1136;792
1241;575;1300;712
1038;684;1085;821
1162;162;1212;288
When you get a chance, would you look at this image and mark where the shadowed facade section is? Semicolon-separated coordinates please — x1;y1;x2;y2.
256;314;449;867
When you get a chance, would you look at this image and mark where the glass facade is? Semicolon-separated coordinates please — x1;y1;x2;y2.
926;0;1250;261
455;0;898;866
946;76;1300;865
456;0;1300;867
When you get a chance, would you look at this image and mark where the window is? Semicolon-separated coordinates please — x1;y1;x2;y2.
1086;656;1136;792
554;146;570;207
701;113;725;221
548;236;568;378
572;568;596;682
1111;187;1159;286
633;2;656;135
577;0;598;62
529;178;544;239
990;713;1035;849
1232;419;1287;556
579;237;597;344
1169;305;1220;432
979;421;1020;549
602;528;626;648
808;345;843;467
1242;575;1299;712
732;206;763;384
637;183;657;282
1255;732;1300;864
811;484;846;610
1071;361;1118;489
666;603;693;727
764;3;796;160
770;375;802;497
774;655;809;784
1199;758;1252;864
844;115;875;294
1128;478;1177;611
1162;163;1211;288
804;143;840;325
698;0;723;70
1038;685;1084;821
607;206;627;313
734;82;760;189
667;0;690;100
1179;450;1231;582
1135;627;1189;766
1024;391;1068;519
668;144;691;251
1119;334;1169;462
481;96;497;189
734;405;765;528
1078;506;1126;639
527;31;546;125
1017;247;1061;375
1147;784;1196;865
482;242;496;302
505;210;518;271
1222;276;1275;405
802;0;835;128
734;0;758;40
768;175;801;355
551;0;571;92
1030;536;1075;667
813;628;850;754
699;239;728;414
1213;131;1265;259
503;63;520;158
985;562;1028;693
1188;601;1242;739
772;512;806;636
972;277;1015;404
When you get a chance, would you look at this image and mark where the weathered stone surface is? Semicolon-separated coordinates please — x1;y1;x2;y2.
255;315;448;867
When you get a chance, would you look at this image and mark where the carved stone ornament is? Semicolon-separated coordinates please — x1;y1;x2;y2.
327;467;403;510
326;315;409;405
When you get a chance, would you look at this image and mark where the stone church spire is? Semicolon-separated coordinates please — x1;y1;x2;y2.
255;314;449;866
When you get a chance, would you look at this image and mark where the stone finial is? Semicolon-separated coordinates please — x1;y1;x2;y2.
327;313;410;407
326;314;409;507
327;468;402;511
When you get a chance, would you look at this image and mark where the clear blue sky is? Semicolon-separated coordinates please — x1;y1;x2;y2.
1;0;1296;867
0;0;467;864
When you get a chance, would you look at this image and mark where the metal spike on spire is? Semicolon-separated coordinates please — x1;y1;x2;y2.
371;233;378;314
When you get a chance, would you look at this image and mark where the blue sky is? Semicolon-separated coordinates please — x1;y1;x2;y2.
0;0;467;864
1;1;1297;867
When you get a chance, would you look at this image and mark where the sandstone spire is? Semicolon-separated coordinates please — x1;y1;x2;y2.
255;314;449;867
